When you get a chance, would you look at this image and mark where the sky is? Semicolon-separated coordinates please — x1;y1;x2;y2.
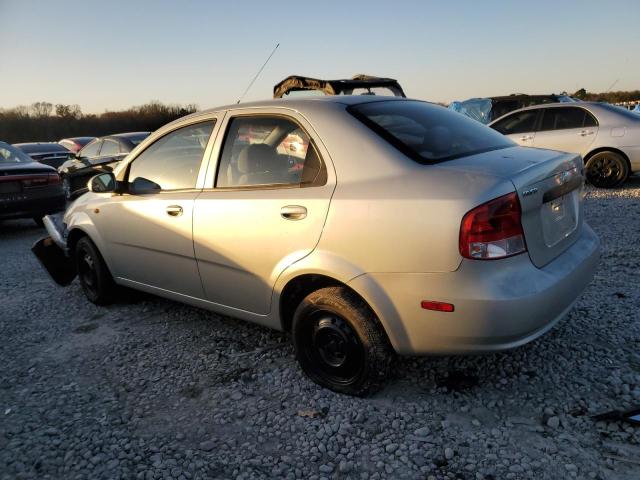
0;0;638;113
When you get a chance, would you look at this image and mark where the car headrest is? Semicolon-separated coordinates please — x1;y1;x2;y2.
237;143;275;174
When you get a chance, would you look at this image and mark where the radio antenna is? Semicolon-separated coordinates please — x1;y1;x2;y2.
605;78;619;93
236;43;280;104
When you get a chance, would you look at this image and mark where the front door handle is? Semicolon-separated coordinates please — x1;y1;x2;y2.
166;205;183;217
280;205;307;220
520;135;533;142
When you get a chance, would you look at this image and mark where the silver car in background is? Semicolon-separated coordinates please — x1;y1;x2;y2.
489;102;640;188
33;97;599;395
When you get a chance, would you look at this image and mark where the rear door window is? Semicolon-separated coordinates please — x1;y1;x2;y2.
80;140;102;158
99;139;120;157
216;116;326;188
540;107;592;131
491;110;539;135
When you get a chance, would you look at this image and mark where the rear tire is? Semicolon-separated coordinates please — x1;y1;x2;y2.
74;237;115;305
292;286;395;396
585;151;629;188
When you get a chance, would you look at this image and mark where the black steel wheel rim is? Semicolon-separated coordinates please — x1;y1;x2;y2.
301;311;365;385
587;156;621;186
78;246;98;295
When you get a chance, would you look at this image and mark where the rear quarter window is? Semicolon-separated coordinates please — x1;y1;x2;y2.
350;101;514;163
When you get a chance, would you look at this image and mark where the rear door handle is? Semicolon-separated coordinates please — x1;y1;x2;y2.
520;135;533;142
280;205;307;220
166;205;183;217
578;130;594;136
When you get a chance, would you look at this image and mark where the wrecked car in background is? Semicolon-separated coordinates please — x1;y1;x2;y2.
449;93;577;124
58;132;150;200
274;74;406;98
33;96;599;396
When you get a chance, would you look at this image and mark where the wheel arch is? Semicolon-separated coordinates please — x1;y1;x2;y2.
584;147;631;169
278;272;403;353
65;220;115;274
66;227;89;254
279;273;345;333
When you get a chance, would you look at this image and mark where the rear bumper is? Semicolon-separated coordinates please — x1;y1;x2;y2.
0;190;65;220
348;224;600;355
620;145;640;172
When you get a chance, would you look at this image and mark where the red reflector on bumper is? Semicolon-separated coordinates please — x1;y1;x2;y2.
421;300;455;312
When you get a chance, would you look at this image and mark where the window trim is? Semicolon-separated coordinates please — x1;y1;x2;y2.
212;113;328;191
123;119;217;194
537;106;600;132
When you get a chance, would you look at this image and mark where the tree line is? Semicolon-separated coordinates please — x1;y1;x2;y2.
573;88;640;103
0;101;198;144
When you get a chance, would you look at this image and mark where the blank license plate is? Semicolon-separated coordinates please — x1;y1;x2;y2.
0;182;21;194
541;191;578;247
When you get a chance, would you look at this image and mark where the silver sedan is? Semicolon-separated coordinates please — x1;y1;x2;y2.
33;97;599;395
489;102;640;188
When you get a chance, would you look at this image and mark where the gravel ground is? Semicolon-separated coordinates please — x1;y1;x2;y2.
1;178;639;480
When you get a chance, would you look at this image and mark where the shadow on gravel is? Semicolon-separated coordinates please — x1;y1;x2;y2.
0;218;44;235
73;323;99;334
436;370;480;392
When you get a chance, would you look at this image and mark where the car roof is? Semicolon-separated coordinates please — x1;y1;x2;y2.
100;132;150;142
500;101;604;112
177;95;409;122
61;136;96;142
109;131;150;138
13;142;70;153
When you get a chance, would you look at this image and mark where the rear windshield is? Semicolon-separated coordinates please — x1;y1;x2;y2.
15;143;69;154
349;100;514;163
0;142;33;163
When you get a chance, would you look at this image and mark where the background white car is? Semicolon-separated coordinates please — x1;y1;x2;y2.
489;102;640;188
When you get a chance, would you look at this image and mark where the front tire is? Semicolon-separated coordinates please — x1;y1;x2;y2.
74;237;115;305
585;151;629;188
292;286;395;396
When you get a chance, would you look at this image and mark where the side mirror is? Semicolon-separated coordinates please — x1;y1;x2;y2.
88;172;116;193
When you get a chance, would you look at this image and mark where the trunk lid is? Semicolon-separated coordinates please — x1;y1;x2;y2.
437;146;584;267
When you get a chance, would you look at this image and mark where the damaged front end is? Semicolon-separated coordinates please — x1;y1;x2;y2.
31;213;76;286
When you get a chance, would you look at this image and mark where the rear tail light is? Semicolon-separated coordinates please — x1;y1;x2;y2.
459;192;526;260
48;173;61;184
